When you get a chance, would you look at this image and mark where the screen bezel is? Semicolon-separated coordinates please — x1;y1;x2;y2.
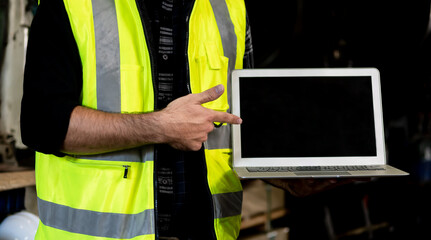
231;68;386;167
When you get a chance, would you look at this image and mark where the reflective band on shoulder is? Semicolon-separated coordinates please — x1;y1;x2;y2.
92;0;121;112
38;197;155;238
206;124;231;150
212;191;242;219
74;145;155;162
208;0;237;113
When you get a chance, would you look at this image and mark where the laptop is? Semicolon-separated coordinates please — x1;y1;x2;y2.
231;68;409;178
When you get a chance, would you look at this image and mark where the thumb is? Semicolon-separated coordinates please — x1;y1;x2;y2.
192;84;225;105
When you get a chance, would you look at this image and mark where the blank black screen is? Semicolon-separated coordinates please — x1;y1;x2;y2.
239;76;377;158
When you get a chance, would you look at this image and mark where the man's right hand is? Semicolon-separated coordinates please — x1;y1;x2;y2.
159;84;242;151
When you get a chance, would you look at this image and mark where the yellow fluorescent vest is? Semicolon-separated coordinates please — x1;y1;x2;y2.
35;0;246;239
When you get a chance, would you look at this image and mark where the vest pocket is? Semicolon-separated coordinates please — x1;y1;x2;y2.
59;158;152;212
191;42;230;112
67;158;132;179
36;153;155;237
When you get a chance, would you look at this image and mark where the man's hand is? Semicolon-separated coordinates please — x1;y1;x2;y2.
62;84;241;154
159;84;242;151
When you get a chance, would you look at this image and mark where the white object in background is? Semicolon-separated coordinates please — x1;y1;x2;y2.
0;0;34;149
0;211;39;240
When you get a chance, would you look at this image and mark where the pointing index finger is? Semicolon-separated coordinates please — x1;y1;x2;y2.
212;111;243;125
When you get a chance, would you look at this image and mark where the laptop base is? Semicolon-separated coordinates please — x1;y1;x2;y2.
235;165;409;179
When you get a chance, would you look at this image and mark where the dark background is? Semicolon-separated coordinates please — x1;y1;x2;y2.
242;1;431;239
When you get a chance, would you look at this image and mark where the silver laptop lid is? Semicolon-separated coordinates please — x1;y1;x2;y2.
232;68;386;167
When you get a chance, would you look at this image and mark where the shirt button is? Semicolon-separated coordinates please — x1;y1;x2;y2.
162;54;168;60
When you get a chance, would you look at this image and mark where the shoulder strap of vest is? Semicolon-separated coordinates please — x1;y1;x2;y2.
92;0;121;112
208;0;237;113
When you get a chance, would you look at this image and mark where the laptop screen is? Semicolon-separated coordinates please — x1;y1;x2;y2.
239;76;376;158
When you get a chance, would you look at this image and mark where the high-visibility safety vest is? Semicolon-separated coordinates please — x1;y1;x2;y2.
34;0;246;239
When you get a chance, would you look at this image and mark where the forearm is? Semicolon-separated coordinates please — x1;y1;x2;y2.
61;85;242;155
61;106;165;155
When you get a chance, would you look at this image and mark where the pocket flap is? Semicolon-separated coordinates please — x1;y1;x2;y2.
205;41;222;70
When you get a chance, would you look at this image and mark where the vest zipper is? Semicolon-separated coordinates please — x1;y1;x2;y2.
67;160;131;179
134;1;159;238
184;2;192;94
184;2;216;239
201;150;217;239
123;165;130;178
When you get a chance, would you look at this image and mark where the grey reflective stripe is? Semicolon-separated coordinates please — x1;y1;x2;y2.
209;0;237;113
92;0;121;112
141;145;155;162
76;148;142;162
212;191;243;219
75;145;155;162
206;124;231;150
38;197;155;238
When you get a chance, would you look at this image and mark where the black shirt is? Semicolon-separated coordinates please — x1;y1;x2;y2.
21;0;82;155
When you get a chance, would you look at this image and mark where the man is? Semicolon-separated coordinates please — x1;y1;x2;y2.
21;0;253;239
